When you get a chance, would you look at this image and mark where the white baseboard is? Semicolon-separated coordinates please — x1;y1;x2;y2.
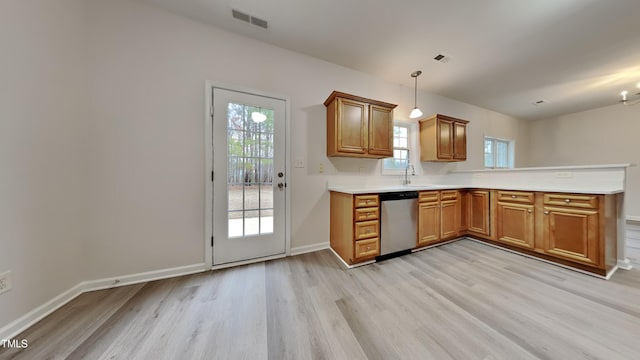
0;263;207;341
290;242;329;256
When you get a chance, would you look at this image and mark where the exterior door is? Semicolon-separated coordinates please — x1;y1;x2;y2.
212;87;286;265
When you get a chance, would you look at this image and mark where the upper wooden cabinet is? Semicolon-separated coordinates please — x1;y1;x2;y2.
325;91;397;158
419;114;469;162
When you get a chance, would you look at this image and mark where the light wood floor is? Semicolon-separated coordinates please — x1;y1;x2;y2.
2;239;640;360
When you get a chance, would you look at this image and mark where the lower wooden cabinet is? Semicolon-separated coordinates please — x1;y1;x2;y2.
330;192;380;265
331;188;616;276
441;198;459;240
496;192;535;250
417;200;440;247
354;237;380;261
542;205;600;266
467;190;490;236
417;190;460;247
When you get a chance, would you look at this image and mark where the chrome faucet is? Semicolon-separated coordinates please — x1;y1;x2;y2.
403;163;415;185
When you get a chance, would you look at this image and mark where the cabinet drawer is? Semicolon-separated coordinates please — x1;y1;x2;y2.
355;220;379;240
355;207;379;221
543;193;598;209
498;191;534;204
419;191;439;203
355;195;379;208
440;190;458;201
354;238;379;260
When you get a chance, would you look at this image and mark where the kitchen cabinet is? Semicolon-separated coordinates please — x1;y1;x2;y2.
467;190;490;236
542;193;601;267
417;190;460;247
329;187;617;276
496;191;535;250
417;191;440;247
325;91;396;158
419;114;469;162
330;192;380;265
440;190;460;240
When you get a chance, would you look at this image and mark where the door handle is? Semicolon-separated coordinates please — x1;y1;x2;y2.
277;183;284;190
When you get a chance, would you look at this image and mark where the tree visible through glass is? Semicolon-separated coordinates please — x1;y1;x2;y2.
226;103;274;238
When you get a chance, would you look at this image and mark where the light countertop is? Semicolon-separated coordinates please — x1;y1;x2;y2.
327;184;624;195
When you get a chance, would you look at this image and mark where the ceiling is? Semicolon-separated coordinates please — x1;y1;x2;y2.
141;0;640;120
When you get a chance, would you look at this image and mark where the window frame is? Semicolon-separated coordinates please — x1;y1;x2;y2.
484;136;515;169
382;121;419;175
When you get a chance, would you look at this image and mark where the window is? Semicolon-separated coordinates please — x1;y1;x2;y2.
484;137;514;169
383;122;416;173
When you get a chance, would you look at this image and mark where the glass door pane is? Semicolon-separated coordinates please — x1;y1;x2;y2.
226;103;274;238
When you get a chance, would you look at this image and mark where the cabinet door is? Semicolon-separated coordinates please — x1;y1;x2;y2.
418;202;440;247
468;191;490;236
543;207;600;266
459;191;469;232
336;97;368;155
497;202;534;249
441;199;459;240
368;105;393;157
453;122;467;160
436;119;454;159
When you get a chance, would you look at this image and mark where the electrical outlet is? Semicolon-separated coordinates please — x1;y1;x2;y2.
0;271;12;295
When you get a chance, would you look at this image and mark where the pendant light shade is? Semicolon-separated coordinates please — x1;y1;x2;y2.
409;70;423;119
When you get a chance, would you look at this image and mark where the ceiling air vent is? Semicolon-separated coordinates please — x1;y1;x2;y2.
232;9;250;23
433;54;451;63
232;9;268;29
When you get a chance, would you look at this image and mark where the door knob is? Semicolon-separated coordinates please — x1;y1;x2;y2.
278;172;284;178
277;183;284;190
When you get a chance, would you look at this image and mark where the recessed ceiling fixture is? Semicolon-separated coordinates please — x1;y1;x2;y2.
231;9;268;29
620;83;640;105
409;70;423;119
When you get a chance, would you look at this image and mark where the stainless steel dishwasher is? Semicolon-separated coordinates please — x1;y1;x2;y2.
378;191;418;260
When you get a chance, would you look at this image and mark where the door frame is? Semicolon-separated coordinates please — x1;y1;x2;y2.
204;80;291;269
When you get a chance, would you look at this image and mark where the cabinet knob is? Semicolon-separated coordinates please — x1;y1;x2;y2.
511;195;517;198
544;211;550;215
565;199;571;203
527;209;533;213
366;246;371;251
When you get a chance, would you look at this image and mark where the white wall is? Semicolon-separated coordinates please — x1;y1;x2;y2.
83;0;529;279
1;0;529;331
0;0;88;328
526;103;640;216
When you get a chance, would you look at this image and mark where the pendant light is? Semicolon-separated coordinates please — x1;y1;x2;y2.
409;70;423;119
